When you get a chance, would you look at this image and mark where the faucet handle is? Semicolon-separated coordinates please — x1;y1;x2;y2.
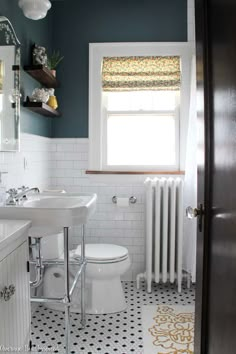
6;188;17;196
6;188;18;205
18;186;29;192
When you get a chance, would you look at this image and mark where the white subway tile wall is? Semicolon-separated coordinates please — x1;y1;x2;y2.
0;135;184;281
0;133;51;192
0;133;147;280
49;138;146;281
0;133;53;314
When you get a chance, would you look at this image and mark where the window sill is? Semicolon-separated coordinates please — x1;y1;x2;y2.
86;170;185;175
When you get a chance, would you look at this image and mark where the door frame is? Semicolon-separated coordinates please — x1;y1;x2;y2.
194;0;212;353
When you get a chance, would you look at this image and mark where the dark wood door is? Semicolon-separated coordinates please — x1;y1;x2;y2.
195;0;236;353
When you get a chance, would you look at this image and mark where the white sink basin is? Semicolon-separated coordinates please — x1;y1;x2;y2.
24;196;86;209
0;193;97;236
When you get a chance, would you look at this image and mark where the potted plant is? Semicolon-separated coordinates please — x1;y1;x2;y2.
47;50;64;77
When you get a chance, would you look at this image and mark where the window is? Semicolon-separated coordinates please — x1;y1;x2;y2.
89;43;193;172
104;91;179;168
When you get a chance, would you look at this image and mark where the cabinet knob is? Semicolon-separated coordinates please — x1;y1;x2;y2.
0;284;16;301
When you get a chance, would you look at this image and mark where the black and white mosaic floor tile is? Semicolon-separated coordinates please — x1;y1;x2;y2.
31;281;195;354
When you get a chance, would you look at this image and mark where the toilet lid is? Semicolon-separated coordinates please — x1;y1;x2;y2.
74;244;128;261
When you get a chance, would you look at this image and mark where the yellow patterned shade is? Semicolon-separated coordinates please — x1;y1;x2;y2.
102;56;181;91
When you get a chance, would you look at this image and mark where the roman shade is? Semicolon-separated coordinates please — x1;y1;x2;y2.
102;56;181;91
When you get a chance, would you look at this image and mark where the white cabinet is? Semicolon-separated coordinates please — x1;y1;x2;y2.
0;240;31;353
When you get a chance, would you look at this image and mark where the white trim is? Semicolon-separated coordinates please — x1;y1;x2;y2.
20;132;51;142
89;42;194;171
51;138;89;144
105;110;176;115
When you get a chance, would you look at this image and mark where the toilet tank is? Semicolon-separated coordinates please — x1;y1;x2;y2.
32;233;64;260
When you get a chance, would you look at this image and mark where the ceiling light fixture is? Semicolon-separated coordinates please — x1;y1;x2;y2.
18;0;52;20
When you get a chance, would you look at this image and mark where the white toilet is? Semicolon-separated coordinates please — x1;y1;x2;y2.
41;234;131;314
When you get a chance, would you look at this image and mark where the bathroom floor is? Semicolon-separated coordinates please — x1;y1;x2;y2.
31;281;195;354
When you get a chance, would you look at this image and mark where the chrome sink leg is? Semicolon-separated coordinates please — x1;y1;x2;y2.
64;227;71;354
30;225;88;353
81;224;86;328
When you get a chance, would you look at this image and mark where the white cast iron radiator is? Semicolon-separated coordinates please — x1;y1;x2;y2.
137;177;184;293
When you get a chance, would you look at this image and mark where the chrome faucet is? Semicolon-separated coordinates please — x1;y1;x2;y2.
6;186;40;205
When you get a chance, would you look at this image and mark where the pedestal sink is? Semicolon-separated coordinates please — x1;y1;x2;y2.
0;191;97;354
0;192;97;236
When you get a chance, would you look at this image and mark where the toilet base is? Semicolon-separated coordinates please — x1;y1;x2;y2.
43;246;130;315
43;273;127;314
86;277;127;314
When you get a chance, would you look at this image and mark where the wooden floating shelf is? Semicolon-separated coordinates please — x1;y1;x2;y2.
23;101;61;117
23;65;60;88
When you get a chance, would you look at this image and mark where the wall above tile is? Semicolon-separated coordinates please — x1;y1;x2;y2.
51;0;188;138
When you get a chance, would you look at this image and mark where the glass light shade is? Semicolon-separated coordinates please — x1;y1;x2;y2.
18;0;51;20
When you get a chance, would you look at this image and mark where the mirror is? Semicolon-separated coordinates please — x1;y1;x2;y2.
0;16;20;151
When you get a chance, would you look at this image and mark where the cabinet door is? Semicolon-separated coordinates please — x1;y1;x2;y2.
0;241;30;352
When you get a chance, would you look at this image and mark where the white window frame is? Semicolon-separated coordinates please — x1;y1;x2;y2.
89;42;194;171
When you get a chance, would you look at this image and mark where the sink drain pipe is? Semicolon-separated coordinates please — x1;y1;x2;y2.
30;238;44;288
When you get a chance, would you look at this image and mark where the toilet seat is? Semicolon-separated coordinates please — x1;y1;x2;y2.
74;244;129;264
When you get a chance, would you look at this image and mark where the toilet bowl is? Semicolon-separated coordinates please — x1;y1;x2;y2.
43;241;130;314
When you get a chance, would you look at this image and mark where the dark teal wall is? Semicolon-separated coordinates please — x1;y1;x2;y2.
0;0;53;137
52;0;187;138
0;0;187;138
